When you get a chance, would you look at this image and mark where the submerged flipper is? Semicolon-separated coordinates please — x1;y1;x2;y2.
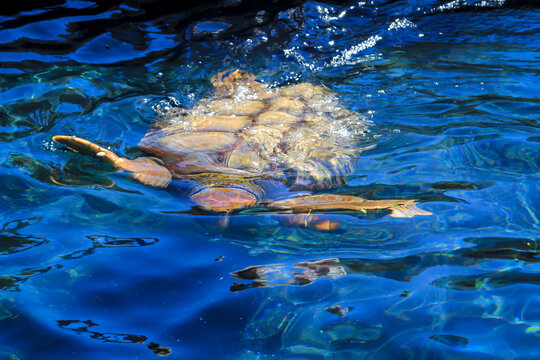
273;214;342;232
53;135;172;188
268;194;432;218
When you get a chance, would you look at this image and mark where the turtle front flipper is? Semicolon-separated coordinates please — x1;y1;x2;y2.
268;194;432;218
53;135;171;188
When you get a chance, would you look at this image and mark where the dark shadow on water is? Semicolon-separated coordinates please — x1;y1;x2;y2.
0;217;48;255
6;152;143;193
0;265;61;292
0;217;63;291
61;235;159;260
433;270;540;290
430;334;469;348
0;102;58;143
57;319;171;356
231;236;540;291
0;0;320;69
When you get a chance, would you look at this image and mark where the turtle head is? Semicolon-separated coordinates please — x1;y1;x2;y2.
191;186;258;213
210;69;259;95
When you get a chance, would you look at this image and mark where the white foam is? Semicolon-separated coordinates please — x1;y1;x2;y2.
388;18;416;31
330;35;382;67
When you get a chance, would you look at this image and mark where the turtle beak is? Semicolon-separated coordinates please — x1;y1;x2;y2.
191;187;257;213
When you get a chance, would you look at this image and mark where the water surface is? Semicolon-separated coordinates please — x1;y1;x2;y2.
1;0;539;359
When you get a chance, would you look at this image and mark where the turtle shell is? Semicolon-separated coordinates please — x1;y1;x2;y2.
139;70;371;191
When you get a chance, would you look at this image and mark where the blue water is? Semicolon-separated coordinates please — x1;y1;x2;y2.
1;0;539;359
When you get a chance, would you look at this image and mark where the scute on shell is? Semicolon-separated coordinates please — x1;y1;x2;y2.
156;131;238;153
182;115;251;132
139;70;371;190
199;99;266;116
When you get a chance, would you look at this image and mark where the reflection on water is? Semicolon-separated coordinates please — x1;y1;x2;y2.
0;0;539;359
231;236;540;290
57;320;172;356
229;236;540;358
61;235;159;260
0;217;47;255
1;264;61;292
430;334;469;348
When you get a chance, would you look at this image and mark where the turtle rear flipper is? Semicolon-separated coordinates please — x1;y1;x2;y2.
268;194;432;218
53;135;171;188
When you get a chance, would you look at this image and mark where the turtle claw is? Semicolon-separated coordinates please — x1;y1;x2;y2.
389;203;432;218
53;135;171;188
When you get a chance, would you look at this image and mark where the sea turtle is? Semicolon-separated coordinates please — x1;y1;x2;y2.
53;70;431;230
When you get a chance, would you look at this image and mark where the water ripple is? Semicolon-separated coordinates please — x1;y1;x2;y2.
0;0;539;359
